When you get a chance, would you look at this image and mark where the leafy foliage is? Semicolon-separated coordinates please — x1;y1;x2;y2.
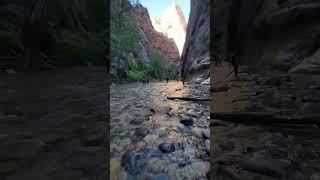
123;52;179;82
48;31;105;66
0;0;106;69
0;29;22;56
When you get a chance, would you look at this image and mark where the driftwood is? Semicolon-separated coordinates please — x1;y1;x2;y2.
211;112;320;125
210;86;230;92
167;96;210;101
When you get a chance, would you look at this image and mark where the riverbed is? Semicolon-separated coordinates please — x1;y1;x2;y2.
110;81;210;179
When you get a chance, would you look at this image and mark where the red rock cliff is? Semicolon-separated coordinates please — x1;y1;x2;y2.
134;4;180;65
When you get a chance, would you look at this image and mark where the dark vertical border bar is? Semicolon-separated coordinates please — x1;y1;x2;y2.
210;0;214;179
106;0;111;178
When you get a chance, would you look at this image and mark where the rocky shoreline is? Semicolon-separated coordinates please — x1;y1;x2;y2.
212;63;320;179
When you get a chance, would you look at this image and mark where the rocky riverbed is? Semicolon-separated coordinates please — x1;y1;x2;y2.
211;63;320;179
110;81;210;179
0;67;107;180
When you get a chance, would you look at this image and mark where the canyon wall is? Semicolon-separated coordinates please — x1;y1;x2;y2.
181;0;210;81
134;4;180;65
213;0;320;74
151;3;187;56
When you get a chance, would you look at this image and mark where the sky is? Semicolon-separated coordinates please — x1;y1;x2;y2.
139;0;190;22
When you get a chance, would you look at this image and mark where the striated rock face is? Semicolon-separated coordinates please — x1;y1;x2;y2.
213;0;320;73
134;4;180;64
151;3;187;55
181;0;210;80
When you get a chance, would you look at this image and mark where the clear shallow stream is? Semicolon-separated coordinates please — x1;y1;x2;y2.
110;81;210;179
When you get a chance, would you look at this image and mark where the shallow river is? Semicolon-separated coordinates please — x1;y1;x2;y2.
110;81;210;179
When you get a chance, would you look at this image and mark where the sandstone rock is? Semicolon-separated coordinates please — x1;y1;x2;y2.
151;3;187;55
134;5;180;64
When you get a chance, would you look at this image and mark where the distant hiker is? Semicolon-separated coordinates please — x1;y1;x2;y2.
214;49;222;67
231;51;240;80
182;77;185;86
166;77;169;83
146;78;149;84
217;49;222;66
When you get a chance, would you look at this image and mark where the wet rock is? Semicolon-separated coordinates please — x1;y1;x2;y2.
147;158;166;174
180;116;193;126
205;140;210;154
130;118;143;125
134;127;148;139
186;109;200;117
202;129;210;139
179;126;191;134
201;78;210;85
143;135;158;145
121;150;147;175
191;128;203;138
159;143;175;153
141;148;162;159
195;77;204;84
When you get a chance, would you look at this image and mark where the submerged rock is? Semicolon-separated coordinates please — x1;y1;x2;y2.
121;150;147;175
180;116;193;126
159;143;175;154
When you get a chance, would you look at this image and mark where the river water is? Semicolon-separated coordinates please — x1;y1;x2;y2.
110;81;210;179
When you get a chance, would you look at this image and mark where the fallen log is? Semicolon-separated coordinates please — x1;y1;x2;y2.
210;86;230;92
210;112;320;125
167;96;210;101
